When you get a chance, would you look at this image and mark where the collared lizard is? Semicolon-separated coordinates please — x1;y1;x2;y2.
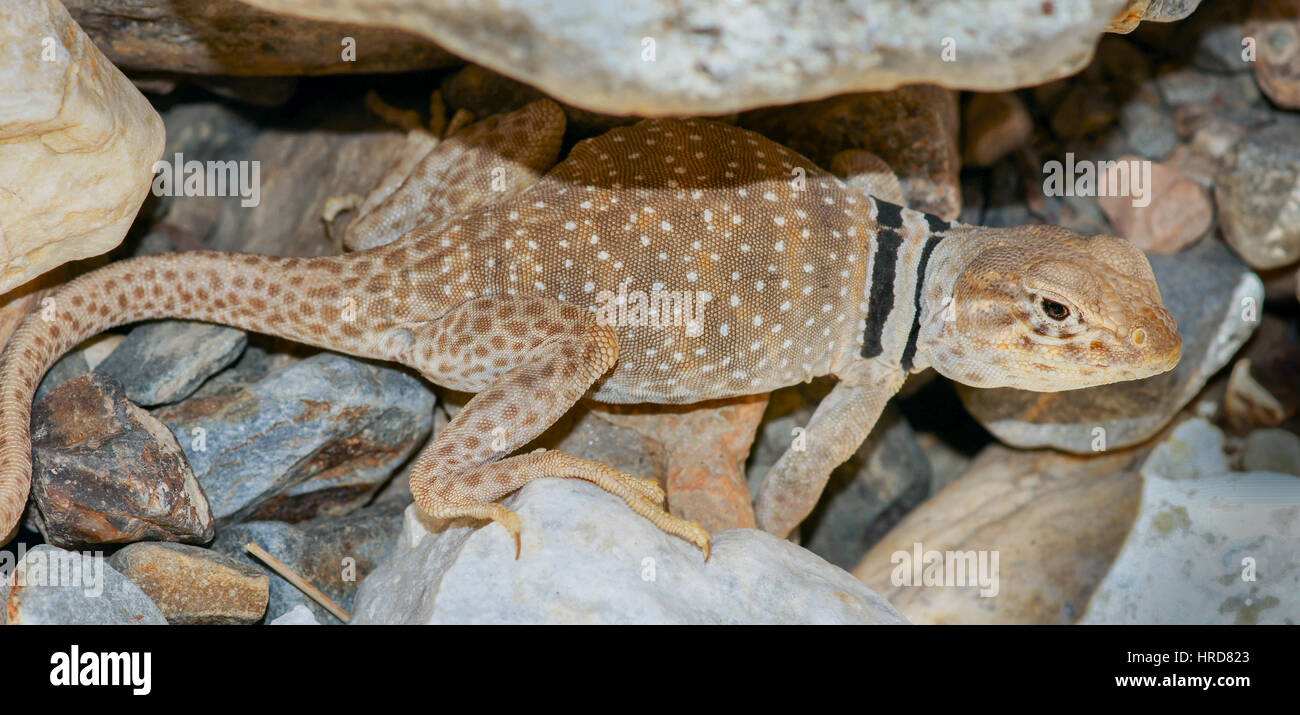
0;99;1181;553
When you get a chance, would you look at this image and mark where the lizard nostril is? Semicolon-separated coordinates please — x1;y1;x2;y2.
1131;328;1146;346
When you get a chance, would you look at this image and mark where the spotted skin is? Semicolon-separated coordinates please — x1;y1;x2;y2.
0;100;1181;550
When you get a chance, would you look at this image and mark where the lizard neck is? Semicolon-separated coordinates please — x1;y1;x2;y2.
832;197;963;378
907;222;995;375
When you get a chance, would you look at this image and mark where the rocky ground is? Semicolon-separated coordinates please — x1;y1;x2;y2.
1;0;1298;625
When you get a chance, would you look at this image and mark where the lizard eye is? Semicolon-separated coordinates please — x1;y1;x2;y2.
1040;298;1070;321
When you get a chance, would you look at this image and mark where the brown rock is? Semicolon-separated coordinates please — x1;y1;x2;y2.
108;542;269;625
1224;359;1287;432
962;92;1033;168
853;444;1143;624
64;0;456;76
740;86;962;218
1247;0;1300;109
30;373;213;547
1096;156;1212;254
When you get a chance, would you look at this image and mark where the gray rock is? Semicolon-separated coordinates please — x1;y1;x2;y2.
1216;122;1300;269
242;0;1131;116
352;481;908;625
1241;428;1300;477
109;542;269;624
1081;419;1300;624
155;353;434;523
959;239;1264;453
212;501;407;624
269;603;321;625
31;372;213;547
1;545;166;625
96;320;247;406
1118;100;1176;160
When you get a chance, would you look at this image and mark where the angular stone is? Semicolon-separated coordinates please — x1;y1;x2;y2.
212;501;407;624
1216;122;1300;269
962;92;1033;168
0;0;164;293
1;545;166;625
853;443;1143;624
154;353;434;523
109;542;269;624
31;373;213;547
64;0;456;76
958;239;1264;453
1081;419;1300;624
1241;428;1300;476
352;481;908;625
244;0;1131;117
741;87;961;218
95;321;247;406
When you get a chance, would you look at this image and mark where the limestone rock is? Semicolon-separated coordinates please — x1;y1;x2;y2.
958;239;1264;453
352;480;908;625
30;373;213;547
1240;428;1300;476
108;542;269;624
1;545;166;625
0;0;164;294
1081;419;1300;624
1096;157;1211;254
242;0;1131;117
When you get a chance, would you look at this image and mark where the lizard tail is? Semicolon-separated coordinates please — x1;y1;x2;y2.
0;249;377;544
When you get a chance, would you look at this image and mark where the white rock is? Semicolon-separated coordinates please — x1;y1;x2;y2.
269;603;321;625
1;544;166;625
1081;419;1300;624
352;480;907;624
0;0;164;294
243;0;1130;116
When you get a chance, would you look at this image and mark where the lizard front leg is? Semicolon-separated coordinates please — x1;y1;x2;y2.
404;296;711;558
753;364;906;539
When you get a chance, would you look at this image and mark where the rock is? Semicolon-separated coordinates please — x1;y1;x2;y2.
158;98;408;258
108;542;269;624
1109;0;1204;33
1155;65;1263;111
64;0;456;76
1096;157;1211;254
1175;0;1254;73
1216;122;1300;269
958;239;1264;453
33;332;123;405
592;395;767;533
440;64;635;134
212;501;407;624
1224;359;1287;431
30;373;213;547
962;92;1033;168
0;0;164;294
741;87;962;218
1050;85;1117;139
243;0;1130;117
1247;1;1300;109
1241;428;1300;476
270;603;321;625
1;545;166;625
1080;419;1300;624
154;353;434;524
1118;99;1177;160
95;321;247;406
853;444;1143;624
352;481;908;624
916;433;974;494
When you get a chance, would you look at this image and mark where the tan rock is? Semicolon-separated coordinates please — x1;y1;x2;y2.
1247;1;1300;110
108;542;269;625
1224;359;1288;431
962;93;1033;168
0;0;164;294
852;444;1143;624
1096;156;1212;254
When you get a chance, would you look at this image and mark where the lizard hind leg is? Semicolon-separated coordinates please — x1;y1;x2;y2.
406;295;709;559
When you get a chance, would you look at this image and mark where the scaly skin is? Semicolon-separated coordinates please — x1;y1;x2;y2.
0;100;1181;551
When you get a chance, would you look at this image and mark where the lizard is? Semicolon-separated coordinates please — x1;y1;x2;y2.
0;99;1182;554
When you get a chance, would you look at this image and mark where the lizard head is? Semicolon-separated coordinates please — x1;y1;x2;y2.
922;226;1181;392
